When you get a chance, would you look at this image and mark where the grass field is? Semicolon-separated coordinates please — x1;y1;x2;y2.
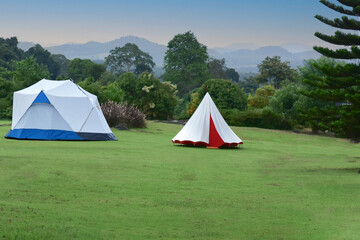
0;121;359;240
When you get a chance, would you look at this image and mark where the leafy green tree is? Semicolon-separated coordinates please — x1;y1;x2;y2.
50;54;69;77
105;43;155;75
26;44;60;78
207;58;227;79
117;72;138;104
136;73;178;119
226;68;240;82
0;67;15;118
294;58;339;131
0;66;13;81
248;85;276;109
269;83;302;118
163;31;210;96
13;56;51;89
98;71;116;85
207;58;240;83
78;77;106;103
187;79;247;115
68;58;106;82
238;74;259;94
102;82;124;103
118;72;178;119
0;76;14;115
255;56;297;89
305;0;360;141
0;37;25;70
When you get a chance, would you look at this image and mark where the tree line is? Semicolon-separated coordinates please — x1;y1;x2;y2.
0;0;359;142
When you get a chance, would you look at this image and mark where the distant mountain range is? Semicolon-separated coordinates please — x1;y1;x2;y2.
19;36;321;72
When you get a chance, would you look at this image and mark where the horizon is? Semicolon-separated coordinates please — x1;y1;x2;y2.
18;35;314;50
0;0;341;49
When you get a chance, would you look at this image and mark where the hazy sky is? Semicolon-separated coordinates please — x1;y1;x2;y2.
0;0;342;48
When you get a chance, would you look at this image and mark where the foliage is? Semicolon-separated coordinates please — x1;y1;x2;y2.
163;31;210;96
0;37;25;70
118;72;138;104
248;85;276;108
101;101;146;128
0;106;12;119
25;44;60;78
296;58;337;129
98;71;116;85
0;77;13;119
68;58;106;82
238;74;259;94
255;56;297;88
226;68;240;82
187;79;248;115
269;83;302;119
105;43;155;75
102;82;123;103
50;54;69;78
77;77;106;103
207;58;227;79
307;0;360;141
220;108;292;130
118;72;178;119
173;96;191;119
187;91;201;116
12;56;51;89
138;74;178;119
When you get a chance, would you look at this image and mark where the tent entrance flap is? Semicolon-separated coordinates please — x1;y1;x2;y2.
209;115;225;148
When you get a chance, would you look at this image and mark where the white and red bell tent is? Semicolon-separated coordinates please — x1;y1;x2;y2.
172;92;243;148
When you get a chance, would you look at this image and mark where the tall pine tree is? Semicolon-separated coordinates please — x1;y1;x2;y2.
304;0;360;142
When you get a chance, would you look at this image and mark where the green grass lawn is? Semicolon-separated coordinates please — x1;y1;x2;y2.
0;121;359;240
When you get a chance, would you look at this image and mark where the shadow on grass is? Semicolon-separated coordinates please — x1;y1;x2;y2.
172;144;243;150
306;167;360;174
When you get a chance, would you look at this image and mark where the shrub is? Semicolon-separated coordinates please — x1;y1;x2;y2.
187;79;247;115
118;72;178;119
0;106;12;119
220;108;292;130
269;83;301;118
101;101;146;128
248;85;276;108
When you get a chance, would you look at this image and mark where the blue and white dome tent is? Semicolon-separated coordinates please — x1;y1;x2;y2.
5;79;117;141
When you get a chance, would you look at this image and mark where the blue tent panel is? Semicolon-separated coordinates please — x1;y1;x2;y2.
77;132;117;141
33;91;51;104
5;128;83;140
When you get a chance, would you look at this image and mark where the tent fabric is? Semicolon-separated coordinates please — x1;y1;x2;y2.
33;91;50;104
5;129;83;140
172;92;242;147
5;79;117;141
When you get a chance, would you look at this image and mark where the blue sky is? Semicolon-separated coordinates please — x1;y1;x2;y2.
0;0;342;48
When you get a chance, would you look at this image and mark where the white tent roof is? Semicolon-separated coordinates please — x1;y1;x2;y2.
172;92;242;147
11;79;113;136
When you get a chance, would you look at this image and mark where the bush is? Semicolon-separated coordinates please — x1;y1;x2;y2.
269;83;301;119
174;96;191;120
248;85;276;108
118;72;178;119
220;108;292;130
101;101;146;129
0;106;12;119
187;79;248;115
